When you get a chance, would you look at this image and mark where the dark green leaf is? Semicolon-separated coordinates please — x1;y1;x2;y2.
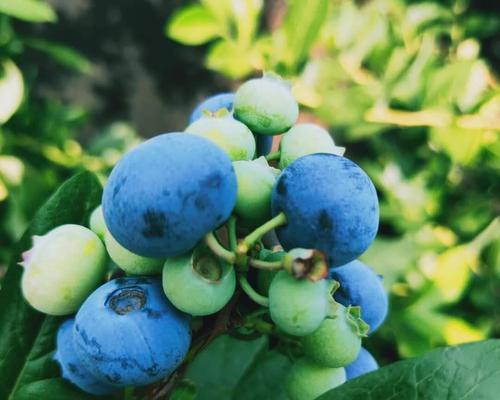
0;171;103;400
0;0;57;23
184;335;268;400
319;340;500;399
23;38;92;73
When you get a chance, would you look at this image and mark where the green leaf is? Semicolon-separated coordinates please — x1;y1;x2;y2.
184;335;268;399
282;0;328;70
167;5;220;45
23;38;92;74
319;340;500;399
0;0;57;23
0;171;103;400
0;59;24;124
206;40;254;79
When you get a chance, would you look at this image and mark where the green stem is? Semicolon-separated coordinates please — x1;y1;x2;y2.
249;258;283;270
239;212;287;255
238;274;269;307
204;232;236;264
228;215;238;252
265;150;281;162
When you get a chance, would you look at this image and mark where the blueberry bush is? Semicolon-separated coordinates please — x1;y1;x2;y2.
0;1;499;399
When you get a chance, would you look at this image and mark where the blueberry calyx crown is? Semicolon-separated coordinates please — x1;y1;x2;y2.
106;286;147;315
346;305;370;338
193;246;224;283
282;248;329;281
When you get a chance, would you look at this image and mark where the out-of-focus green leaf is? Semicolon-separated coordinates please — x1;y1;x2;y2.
430;125;486;165
320;340;500;399
23;38;92;73
0;0;57;23
206;40;254;79
167;5;221;45
0;172;102;399
403;2;453;38
0;59;24;124
281;0;328;70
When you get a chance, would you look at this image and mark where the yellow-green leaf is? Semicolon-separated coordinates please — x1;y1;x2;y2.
167;5;220;45
0;0;57;23
0;59;24;124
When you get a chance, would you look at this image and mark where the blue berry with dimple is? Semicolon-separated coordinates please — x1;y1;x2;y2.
188;93;235;123
345;347;379;380
329;260;388;333
73;277;191;387
103;133;237;258
271;153;379;267
54;319;117;395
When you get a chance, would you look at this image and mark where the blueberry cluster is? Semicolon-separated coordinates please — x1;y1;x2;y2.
20;72;388;399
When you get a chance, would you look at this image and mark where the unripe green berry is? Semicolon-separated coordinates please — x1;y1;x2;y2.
234;73;299;135
233;157;277;227
185;110;256;161
302;304;364;368
163;245;236;316
105;231;164;275
269;270;329;336
286;358;346;400
89;205;106;240
21;224;107;315
279;123;345;169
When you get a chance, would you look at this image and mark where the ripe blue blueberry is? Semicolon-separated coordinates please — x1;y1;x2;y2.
185;110;256;161
345;347;379;380
54;319;117;395
330;260;388;333
188;93;234;124
271;153;379;267
73;277;191;387
234;73;299;135
103;133;237;258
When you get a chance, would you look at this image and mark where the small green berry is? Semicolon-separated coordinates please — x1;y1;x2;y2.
302;304;365;368
21;224;107;315
163;245;236;316
105;231;164;275
185;110;256;161
286;358;346;400
233;157;277;227
89;205;106;239
234;73;299;135
279;123;345;169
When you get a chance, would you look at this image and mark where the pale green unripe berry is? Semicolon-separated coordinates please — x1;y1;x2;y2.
233;157;277;227
279;123;345;169
269;270;330;336
104;231;164;275
303;304;363;368
185;110;256;161
21;224;107;315
286;358;346;400
89;205;106;239
234;73;299;135
163;245;236;316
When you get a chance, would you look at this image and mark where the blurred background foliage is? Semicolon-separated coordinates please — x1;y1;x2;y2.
0;0;499;369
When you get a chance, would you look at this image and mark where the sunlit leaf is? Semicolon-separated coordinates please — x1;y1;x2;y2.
206;40;254;78
0;59;24;124
167;5;221;45
0;0;57;23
